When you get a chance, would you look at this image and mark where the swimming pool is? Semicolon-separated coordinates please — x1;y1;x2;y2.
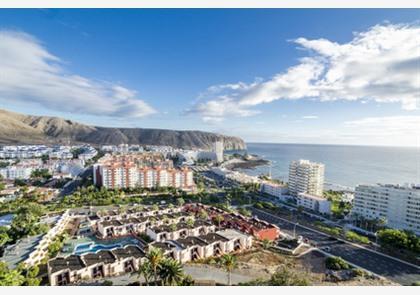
73;237;140;255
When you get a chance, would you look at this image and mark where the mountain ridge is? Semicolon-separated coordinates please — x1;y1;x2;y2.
0;109;246;150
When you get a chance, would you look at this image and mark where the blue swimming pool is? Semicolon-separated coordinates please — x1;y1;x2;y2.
73;237;140;255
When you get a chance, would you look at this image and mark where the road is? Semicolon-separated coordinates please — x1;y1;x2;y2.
252;208;420;285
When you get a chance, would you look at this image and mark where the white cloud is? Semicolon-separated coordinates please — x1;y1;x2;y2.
188;23;420;121
343;116;420;137
302;115;319;119
0;30;157;118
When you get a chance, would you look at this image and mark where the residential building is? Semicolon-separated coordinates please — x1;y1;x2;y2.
213;140;224;163
297;193;331;215
93;154;194;190
288;159;325;197
351;183;420;235
260;181;289;201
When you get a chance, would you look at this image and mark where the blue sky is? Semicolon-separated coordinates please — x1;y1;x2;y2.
0;9;419;146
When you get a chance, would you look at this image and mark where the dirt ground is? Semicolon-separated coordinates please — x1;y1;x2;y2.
231;247;397;286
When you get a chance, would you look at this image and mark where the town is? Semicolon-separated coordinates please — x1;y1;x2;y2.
0;142;419;286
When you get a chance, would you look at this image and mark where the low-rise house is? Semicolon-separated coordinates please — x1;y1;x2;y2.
48;245;145;286
216;229;253;252
146;220;215;242
97;216;151;239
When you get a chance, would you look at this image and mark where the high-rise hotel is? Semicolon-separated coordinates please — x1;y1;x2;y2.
93;153;194;190
288;159;325;197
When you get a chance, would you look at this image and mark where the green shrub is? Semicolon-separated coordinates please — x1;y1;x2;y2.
345;231;370;244
325;256;350;270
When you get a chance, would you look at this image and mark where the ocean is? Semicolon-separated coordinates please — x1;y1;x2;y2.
231;143;420;189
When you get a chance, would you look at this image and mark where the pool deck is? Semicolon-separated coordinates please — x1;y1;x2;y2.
60;235;142;256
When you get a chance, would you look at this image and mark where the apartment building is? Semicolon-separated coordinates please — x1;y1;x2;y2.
351;183;420;235
288;159;325;197
297;192;331;215
93;154;194;190
260;181;289;201
213;141;224;163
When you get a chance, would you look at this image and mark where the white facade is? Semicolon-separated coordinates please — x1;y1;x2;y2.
297;192;331;215
0;166;33;179
351;184;420;235
213;141;224;163
94;165;194;190
288;159;325;197
260;182;290;202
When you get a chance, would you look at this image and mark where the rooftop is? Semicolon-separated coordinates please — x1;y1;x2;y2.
2;234;44;268
48;255;86;274
174;236;208;248
216;229;250;241
111;245;145;260
198;233;229;244
82;250;116;266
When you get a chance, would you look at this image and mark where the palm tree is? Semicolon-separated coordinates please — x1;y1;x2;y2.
146;247;164;285
135;261;152;286
214;215;224;229
262;239;272;250
198;209;208;220
186;218;195;229
220;254;237;286
176;197;185;207
159;258;184;286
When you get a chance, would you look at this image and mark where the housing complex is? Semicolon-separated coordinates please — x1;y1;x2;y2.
44;203;279;285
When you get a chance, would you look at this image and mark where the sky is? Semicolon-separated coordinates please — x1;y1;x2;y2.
0;9;419;147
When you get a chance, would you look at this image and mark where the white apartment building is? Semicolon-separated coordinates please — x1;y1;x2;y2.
213;141;224;163
297;192;331;215
351;184;420;235
288;159;325;197
0;166;34;179
260;182;289;202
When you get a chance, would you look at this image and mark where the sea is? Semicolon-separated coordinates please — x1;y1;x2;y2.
228;143;420;190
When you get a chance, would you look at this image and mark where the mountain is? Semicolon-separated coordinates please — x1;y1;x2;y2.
0;109;246;150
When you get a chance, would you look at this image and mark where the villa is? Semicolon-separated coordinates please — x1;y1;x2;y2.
146;220;216;242
48;245;145;286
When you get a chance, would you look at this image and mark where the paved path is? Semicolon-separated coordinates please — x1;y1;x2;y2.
253;208;420;286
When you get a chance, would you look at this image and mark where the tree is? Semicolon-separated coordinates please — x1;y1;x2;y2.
146;247;164;285
325;256;350;271
186;218;195;229
220;254;237;286
159;258;184;286
214;215;224;228
198;209;208;220
261;239;273;250
135;261;152;286
0;262;25;286
176;198;185;207
268;266;309;286
0;229;10;247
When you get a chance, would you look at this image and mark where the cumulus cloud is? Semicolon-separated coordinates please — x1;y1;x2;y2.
302;115;319;119
0;30;157;118
188;23;420;121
